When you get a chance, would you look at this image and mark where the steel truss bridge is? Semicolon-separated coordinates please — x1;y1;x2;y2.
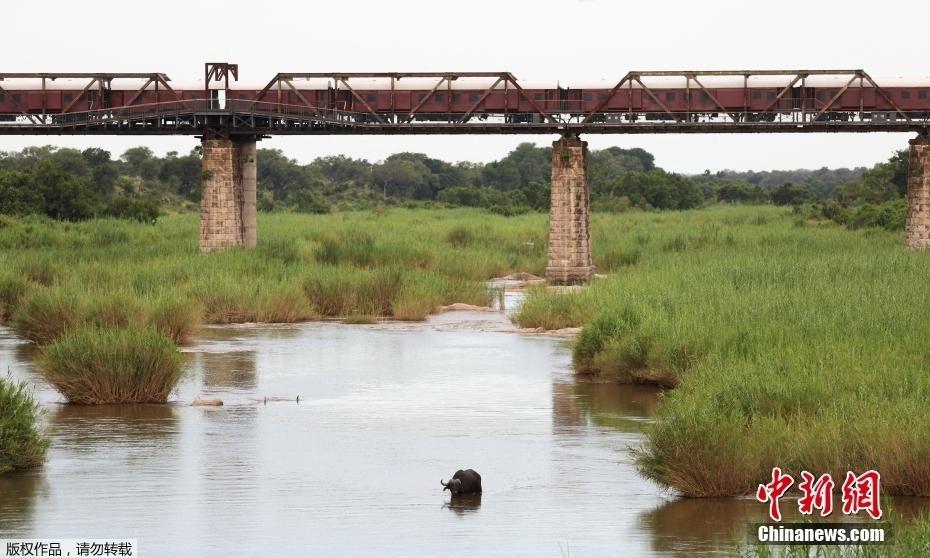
0;64;928;136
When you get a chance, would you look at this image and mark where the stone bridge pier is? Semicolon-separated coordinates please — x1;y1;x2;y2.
907;134;930;249
546;134;594;284
199;136;257;253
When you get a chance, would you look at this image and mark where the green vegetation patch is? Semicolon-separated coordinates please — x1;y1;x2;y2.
0;374;49;474
39;327;184;405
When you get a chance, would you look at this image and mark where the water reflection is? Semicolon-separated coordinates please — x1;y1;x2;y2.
13;342;39;367
444;493;482;516
640;497;760;556
197;350;257;391
48;404;179;453
0;471;45;537
553;380;662;432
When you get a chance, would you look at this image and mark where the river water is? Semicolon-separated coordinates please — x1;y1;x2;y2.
0;300;903;557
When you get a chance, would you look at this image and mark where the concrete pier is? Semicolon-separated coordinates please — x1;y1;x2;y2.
546;135;594;284
200;137;258;253
906;134;930;250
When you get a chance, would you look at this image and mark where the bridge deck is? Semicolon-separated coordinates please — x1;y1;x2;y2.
0;105;926;136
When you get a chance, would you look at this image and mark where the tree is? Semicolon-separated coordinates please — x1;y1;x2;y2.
82;148;119;197
257;148;310;200
716;182;754;203
771;182;813;206
372;156;432;199
34;161;98;220
120;147;160;180
159;149;202;200
292;190;331;214
0;171;43;215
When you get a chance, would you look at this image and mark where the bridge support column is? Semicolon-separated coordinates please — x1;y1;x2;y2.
907;134;930;250
546;135;594;285
199;137;258;253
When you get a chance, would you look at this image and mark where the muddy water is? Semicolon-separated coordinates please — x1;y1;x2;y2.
0;308;835;557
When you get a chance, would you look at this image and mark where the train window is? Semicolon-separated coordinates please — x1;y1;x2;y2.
435;93;445;103
598;93;607;101
816;91;827;101
583;93;593;101
0;93;4;102
920;90;928;100
63;93;73;102
665;91;676;101
11;94;20;103
452;93;461;103
767;92;776;100
902;90;911;100
534;93;544;101
752;91;761;100
366;93;377;102
468;93;479;102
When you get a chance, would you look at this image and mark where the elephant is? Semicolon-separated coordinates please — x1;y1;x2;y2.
441;469;482;495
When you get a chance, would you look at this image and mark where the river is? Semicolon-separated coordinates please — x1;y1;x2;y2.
0;298;867;557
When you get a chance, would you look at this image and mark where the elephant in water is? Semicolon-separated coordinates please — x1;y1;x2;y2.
441;469;482;495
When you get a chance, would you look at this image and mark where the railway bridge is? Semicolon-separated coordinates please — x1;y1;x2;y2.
3;63;930;283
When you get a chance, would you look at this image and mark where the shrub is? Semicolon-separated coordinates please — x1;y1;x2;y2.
392;278;443;321
145;294;202;344
0;374;49;474
0;274;30;322
12;287;83;344
445;226;474;248
292;190;331;214
104;196;161;223
598;247;641;271
39;327;184;404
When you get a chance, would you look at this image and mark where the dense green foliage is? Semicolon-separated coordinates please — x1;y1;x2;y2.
515;205;930;498
0;142;907;227
0;374;49;474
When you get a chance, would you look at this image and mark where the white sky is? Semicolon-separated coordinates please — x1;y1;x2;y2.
1;0;926;173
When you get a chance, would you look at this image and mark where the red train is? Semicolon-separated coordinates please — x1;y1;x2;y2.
1;73;927;123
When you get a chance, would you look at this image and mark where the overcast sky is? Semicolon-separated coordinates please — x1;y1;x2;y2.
1;0;927;173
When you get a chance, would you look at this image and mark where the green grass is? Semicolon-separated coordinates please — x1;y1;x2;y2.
514;205;930;498
0;210;528;340
39;327;184;404
0;373;49;474
0;209;529;403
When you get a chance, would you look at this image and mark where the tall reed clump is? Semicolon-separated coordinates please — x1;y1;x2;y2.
0;374;49;474
0;273;30;322
39;327;184;404
11;286;83;345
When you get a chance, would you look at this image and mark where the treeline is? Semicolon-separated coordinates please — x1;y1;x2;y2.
0;141;909;231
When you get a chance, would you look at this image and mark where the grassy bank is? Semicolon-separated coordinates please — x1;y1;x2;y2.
0;209;546;339
0;374;49;474
514;205;930;497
